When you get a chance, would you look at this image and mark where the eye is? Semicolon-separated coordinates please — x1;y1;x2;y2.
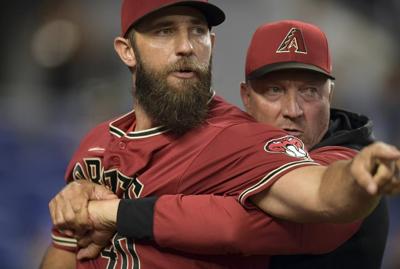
264;87;283;96
300;87;319;99
191;26;208;35
155;28;174;36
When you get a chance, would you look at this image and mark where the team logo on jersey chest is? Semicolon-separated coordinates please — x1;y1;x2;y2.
72;158;143;199
265;135;309;158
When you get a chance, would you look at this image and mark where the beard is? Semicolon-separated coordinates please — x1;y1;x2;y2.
134;50;213;136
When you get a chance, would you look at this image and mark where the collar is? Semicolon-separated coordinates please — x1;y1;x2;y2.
109;90;216;139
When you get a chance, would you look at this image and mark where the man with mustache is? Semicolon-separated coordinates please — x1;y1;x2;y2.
41;2;400;269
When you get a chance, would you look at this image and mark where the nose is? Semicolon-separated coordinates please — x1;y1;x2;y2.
282;92;304;119
175;30;194;56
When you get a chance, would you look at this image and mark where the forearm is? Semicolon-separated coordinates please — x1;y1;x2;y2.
116;194;360;255
319;160;380;222
40;245;76;269
252;160;381;224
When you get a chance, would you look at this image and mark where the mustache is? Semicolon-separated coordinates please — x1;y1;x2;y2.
165;58;209;74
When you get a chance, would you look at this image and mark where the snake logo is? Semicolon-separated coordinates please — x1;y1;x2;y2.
264;136;309;158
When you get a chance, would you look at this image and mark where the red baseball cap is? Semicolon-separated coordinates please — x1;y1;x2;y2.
245;20;335;80
121;0;225;36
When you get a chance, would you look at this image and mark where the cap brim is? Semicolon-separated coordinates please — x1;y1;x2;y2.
247;62;335;80
176;1;225;27
133;1;225;31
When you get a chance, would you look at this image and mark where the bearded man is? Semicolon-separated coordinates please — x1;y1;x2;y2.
41;2;400;269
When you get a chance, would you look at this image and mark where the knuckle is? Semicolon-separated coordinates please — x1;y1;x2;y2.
49;210;56;220
77;217;89;227
48;200;54;210
64;212;76;226
59;192;67;201
374;141;385;148
72;203;83;213
75;220;89;231
349;162;358;177
67;181;80;192
54;219;63;228
71;180;82;187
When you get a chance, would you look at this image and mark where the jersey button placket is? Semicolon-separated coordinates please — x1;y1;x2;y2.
118;141;126;150
113;156;120;166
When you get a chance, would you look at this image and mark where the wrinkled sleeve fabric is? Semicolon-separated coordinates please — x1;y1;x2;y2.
153;194;361;255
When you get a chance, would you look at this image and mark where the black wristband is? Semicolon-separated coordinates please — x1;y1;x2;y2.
117;197;158;240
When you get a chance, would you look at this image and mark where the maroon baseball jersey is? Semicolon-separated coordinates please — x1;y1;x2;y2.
52;95;355;268
151;146;360;255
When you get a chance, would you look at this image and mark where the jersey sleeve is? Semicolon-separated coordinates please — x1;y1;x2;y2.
51;228;77;253
152;194;361;255
310;146;358;165
118;145;361;255
178;122;318;207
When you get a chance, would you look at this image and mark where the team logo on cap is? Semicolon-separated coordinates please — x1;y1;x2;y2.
264;136;309;158
276;28;307;54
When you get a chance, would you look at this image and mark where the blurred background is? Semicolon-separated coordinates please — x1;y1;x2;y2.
1;0;400;268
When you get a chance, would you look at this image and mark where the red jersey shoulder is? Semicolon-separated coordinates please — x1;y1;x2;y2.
178;120;315;195
209;118;306;154
200;95;292;142
206;95;257;128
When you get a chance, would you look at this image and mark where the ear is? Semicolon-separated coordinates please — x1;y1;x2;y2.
210;32;216;49
240;82;252;112
328;80;335;103
114;37;137;68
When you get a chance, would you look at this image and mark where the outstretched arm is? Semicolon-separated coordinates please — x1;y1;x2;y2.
78;194;360;257
251;142;400;223
136;194;361;255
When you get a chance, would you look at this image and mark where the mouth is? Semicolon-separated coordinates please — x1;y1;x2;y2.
283;128;303;137
171;68;197;79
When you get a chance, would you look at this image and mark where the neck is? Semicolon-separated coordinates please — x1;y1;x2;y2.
134;101;154;131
